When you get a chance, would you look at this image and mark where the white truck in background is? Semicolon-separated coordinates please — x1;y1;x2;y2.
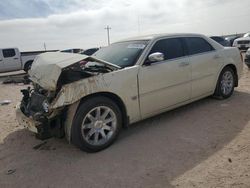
0;48;58;73
233;32;250;51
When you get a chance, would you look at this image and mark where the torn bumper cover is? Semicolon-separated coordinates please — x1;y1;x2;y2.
16;103;65;140
16;87;65;140
16;105;39;134
16;104;65;139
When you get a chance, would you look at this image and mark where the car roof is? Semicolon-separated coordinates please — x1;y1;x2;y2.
116;33;206;43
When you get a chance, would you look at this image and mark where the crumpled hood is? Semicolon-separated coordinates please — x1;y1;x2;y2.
29;52;120;91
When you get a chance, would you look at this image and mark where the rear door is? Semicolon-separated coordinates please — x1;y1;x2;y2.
184;37;224;98
138;37;191;118
2;48;21;71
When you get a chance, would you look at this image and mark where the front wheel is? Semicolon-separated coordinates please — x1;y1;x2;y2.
213;67;235;99
71;96;122;152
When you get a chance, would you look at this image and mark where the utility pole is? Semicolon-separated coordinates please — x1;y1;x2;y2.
43;42;47;51
138;15;141;35
104;25;111;45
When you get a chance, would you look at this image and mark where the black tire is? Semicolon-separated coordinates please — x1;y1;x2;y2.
71;96;122;152
24;61;33;72
213;66;235;99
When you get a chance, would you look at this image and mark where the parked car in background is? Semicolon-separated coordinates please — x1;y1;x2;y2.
233;33;250;51
225;36;240;46
61;48;84;53
16;33;243;152
243;33;250;38
245;48;250;68
210;36;231;47
0;48;57;73
81;48;100;56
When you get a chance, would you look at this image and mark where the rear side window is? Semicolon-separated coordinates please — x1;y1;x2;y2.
2;49;16;58
84;48;99;56
211;37;224;42
185;37;214;55
149;38;185;61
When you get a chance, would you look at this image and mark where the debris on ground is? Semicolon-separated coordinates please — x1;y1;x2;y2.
5;169;16;175
33;141;56;150
2;75;30;85
0;100;11;106
33;141;48;150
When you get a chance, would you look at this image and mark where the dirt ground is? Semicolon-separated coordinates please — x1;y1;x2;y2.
1;65;250;188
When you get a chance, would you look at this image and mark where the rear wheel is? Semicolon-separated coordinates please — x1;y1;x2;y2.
71;96;122;152
213;67;235;99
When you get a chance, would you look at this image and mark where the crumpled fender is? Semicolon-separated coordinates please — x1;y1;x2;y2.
50;75;109;109
64;101;80;142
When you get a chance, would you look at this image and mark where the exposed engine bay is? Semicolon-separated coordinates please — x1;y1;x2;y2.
57;60;113;87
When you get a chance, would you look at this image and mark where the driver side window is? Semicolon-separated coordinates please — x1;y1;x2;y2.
149;38;185;61
2;49;16;58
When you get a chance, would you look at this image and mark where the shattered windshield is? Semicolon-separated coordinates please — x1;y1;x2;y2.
92;40;149;68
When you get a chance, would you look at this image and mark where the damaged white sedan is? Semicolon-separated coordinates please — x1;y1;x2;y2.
16;33;243;152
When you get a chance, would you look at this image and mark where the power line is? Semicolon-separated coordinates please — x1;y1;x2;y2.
104;25;111;45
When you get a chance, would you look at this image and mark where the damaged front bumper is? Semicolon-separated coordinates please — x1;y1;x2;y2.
16;87;65;140
16;104;65;140
16;104;39;133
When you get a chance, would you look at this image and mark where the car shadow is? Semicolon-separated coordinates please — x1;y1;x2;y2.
1;90;250;188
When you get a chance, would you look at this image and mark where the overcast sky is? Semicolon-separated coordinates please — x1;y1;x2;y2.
0;0;249;51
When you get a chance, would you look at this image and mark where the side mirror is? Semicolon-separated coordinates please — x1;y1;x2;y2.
147;52;164;65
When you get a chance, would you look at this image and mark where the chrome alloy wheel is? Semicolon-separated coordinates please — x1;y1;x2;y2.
221;71;234;95
81;106;117;146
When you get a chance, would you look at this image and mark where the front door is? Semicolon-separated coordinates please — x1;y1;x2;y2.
138;38;191;118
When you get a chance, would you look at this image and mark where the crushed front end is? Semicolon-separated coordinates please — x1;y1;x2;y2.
15;52;120;140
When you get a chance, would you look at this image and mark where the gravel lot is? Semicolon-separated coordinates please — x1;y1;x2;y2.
1;64;250;188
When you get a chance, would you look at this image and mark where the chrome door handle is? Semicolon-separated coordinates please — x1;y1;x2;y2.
179;62;189;67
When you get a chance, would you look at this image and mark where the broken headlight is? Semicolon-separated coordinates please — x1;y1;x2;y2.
42;100;49;113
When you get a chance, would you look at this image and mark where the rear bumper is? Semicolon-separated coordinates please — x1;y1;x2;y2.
16;105;40;133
